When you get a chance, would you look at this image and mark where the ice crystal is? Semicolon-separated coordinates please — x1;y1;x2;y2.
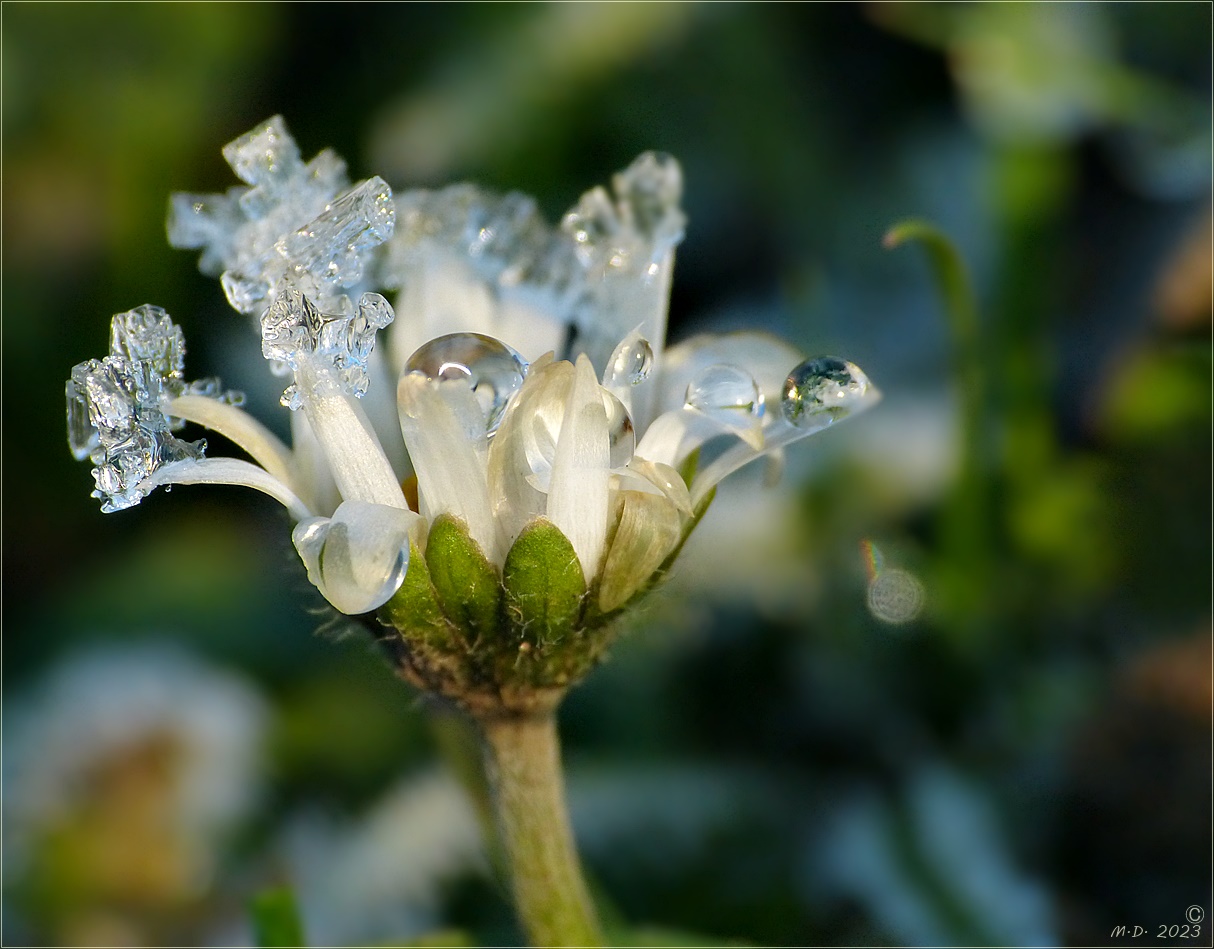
384;185;583;326
262;283;395;409
382;154;684;374
169;116;395;319
66;305;240;512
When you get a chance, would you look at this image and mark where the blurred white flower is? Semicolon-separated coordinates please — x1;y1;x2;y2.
3;644;267;906
278;770;483;946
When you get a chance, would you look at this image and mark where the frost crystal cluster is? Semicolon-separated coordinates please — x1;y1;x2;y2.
68;116;878;712
66;305;241;512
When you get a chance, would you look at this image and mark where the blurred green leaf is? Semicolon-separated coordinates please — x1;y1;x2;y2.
250;886;305;948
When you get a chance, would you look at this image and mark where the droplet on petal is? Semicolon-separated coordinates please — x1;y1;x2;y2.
292;501;416;614
606;335;654;388
601;389;636;468
685;364;765;435
405;333;528;435
780;356;872;429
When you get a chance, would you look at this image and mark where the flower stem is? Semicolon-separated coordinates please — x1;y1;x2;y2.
479;711;604;948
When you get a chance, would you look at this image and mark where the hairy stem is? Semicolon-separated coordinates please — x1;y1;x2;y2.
479;712;604;948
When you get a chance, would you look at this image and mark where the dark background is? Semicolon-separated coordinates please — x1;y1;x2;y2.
3;4;1210;946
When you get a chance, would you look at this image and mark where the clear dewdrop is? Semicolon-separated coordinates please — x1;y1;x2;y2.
606;336;654;388
405;333;530;435
780;356;873;428
601;390;636;469
684;363;765;444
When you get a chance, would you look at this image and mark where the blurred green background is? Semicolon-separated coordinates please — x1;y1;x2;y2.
3;3;1210;946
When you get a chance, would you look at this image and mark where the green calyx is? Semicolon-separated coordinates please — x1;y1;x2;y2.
378;490;716;716
378;515;602;715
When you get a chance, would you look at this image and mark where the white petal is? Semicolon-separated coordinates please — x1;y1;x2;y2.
655;332;804;417
486;356;569;552
297;357;408;510
494;294;569;363
166;394;299;497
388;255;496;376
635;406;748;471
578;251;675;428
689;384;882;506
360;345;411;478
291;410;342;516
622;457;693;516
293;500;422;614
546;355;611;582
141;457;313;521
397;372;497;562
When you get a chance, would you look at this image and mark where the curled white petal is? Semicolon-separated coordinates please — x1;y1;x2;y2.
655;332;804;416
140;457;314;521
689;382;882;506
298;358;408;510
292;500;422;614
547;355;611;582
620;457;693;516
166;394;299;497
635;406;750;471
486;355;567;550
397;372;498;563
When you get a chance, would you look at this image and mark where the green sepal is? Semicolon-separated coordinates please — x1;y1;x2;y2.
379;541;460;650
502;518;587;647
425;513;502;643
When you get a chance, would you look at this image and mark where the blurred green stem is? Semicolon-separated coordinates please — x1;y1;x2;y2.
479;712;603;948
885;220;991;619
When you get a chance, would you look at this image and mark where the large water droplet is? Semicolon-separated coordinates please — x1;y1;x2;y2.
685;364;765;432
606;336;654;389
406;333;529;434
292;504;413;615
780;356;871;429
601;390;636;468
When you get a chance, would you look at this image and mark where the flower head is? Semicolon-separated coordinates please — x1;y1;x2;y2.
68;116;878;713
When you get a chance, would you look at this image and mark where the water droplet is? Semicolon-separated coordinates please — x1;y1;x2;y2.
293;507;412;615
406;333;529;434
780;356;871;429
685;364;765;431
601;390;635;468
606;335;654;389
